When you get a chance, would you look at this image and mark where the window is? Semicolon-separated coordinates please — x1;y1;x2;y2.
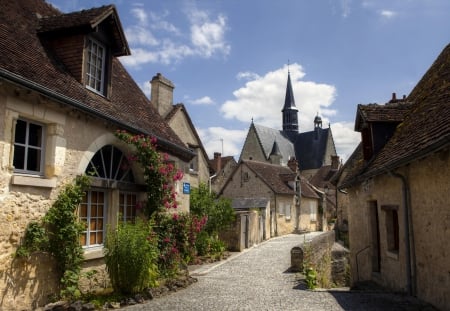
383;205;399;253
189;148;198;173
119;192;137;223
13;119;44;174
243;171;249;182
86;145;134;182
310;202;317;221
86;38;106;94
79;190;106;247
285;204;291;220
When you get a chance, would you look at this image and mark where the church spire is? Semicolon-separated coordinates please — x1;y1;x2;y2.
282;71;299;134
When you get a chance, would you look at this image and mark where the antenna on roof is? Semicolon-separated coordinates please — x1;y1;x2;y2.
287;59;290;74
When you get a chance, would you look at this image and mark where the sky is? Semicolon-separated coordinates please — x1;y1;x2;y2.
48;0;450;162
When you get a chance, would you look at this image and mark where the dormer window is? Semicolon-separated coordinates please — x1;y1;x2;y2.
86;38;107;95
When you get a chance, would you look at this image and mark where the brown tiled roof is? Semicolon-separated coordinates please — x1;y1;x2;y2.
38;5;129;57
0;0;192;160
244;160;295;194
38;5;114;32
339;43;450;188
243;160;319;199
354;102;413;131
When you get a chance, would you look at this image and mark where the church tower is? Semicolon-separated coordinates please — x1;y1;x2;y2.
282;71;299;135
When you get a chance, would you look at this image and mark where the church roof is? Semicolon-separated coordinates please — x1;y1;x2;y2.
282;72;298;111
253;124;295;162
294;128;333;170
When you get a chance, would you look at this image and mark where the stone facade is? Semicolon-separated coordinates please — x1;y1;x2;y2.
345;151;450;309
0;85;191;309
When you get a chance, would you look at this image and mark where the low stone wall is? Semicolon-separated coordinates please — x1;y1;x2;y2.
291;231;349;287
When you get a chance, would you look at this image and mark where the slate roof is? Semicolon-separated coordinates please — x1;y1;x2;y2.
294;128;334;170
0;0;193;160
339;43;450;188
253;124;296;161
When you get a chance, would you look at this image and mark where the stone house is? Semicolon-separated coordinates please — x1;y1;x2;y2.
0;1;194;309
220;159;323;238
240;72;338;179
150;73;211;190
208;152;238;194
334;44;450;310
219;197;270;251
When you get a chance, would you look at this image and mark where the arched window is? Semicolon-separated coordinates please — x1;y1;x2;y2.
80;145;137;248
85;145;134;182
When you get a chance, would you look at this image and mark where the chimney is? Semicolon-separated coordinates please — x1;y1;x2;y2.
287;157;298;172
214;152;222;173
150;73;175;118
331;155;340;170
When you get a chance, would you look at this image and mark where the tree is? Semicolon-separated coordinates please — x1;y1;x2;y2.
190;183;235;236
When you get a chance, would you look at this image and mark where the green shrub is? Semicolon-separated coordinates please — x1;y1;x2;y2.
104;220;159;294
209;237;226;259
195;231;211;256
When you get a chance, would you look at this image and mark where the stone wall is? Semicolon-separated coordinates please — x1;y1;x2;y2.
290;231;349;288
345;149;450;311
0;84;189;310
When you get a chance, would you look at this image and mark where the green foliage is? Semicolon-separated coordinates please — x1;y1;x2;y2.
104;220;159;294
43;176;90;279
115;131;184;217
190;183;235;236
194;231;210;256
16;221;48;257
305;267;317;290
15;175;90;300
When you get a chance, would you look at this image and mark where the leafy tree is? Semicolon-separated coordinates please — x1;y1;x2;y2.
190;183;235;236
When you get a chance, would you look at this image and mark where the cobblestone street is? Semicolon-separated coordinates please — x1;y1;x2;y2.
122;233;437;311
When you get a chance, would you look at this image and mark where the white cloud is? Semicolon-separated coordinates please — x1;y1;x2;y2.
131;7;148;25
220;64;336;132
190;12;230;57
197;127;248;159
121;5;229;68
340;0;352;18
380;10;397;18
329;122;361;161
237;71;261;81
125;26;159;46
188;96;215;105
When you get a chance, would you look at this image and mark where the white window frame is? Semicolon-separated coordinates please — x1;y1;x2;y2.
85;38;106;95
13;118;45;175
119;192;137;223
79;189;107;248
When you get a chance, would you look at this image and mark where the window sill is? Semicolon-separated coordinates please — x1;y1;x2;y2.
386;250;399;260
83;247;104;260
12;175;57;188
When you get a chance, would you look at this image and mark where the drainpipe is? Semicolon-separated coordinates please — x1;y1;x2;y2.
209;174;217;194
389;170;416;296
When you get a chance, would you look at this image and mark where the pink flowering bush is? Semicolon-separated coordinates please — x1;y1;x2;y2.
153;212;207;276
115;130;184;217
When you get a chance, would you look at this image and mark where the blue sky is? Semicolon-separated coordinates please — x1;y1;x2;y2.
49;0;450;161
